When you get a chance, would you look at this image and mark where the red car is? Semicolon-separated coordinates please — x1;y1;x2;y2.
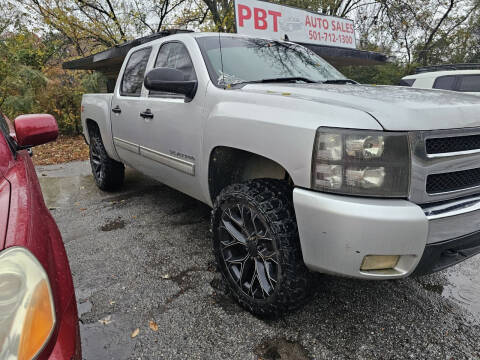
0;113;81;359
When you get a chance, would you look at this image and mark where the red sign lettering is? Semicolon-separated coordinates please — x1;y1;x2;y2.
237;4;282;32
268;10;281;32
254;8;268;30
238;4;251;27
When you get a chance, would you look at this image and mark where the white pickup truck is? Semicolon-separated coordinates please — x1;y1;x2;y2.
82;32;480;316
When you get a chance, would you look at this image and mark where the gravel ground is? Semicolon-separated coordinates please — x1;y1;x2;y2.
37;161;480;360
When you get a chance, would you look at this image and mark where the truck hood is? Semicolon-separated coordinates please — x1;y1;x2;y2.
241;83;480;131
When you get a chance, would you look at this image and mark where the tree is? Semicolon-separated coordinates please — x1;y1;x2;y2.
0;31;48;113
357;0;480;64
272;0;366;17
24;0;188;55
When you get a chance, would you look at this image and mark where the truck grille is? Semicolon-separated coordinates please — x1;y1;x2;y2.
410;129;480;203
427;168;480;194
426;134;480;154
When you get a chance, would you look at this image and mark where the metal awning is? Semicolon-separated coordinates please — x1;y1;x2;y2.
62;30;194;77
301;43;387;66
63;30;387;78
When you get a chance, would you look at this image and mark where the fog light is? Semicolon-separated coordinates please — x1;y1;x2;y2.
360;255;400;271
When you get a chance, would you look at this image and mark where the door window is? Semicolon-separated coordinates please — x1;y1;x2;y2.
0;113;9;136
0;113;14;154
433;76;456;91
457;75;480;92
120;47;152;96
150;42;197;97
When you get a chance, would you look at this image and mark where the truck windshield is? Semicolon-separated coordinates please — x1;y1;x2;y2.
196;36;346;87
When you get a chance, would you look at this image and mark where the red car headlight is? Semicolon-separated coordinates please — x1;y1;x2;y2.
0;247;56;360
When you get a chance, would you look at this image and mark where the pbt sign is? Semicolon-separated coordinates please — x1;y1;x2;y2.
234;0;356;49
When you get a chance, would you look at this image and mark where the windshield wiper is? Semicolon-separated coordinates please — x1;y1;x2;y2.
321;79;357;84
234;77;317;86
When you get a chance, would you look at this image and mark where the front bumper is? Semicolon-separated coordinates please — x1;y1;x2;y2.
39;294;81;360
293;188;480;279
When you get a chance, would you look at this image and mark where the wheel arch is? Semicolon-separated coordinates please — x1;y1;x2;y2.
85;118;99;141
84;118;121;162
208;146;293;202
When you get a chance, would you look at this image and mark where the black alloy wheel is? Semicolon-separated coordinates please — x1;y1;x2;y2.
219;203;279;299
212;179;310;317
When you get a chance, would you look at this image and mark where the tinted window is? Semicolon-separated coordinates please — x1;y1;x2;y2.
154;42;197;80
0;112;14;154
121;48;152;96
433;76;456;90
0;113;9;136
151;42;196;97
398;79;415;87
458;75;480;92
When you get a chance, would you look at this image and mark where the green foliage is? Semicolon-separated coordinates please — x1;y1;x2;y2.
0;30;101;134
340;63;418;85
81;72;108;93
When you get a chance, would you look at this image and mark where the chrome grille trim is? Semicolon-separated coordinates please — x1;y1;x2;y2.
409;128;480;204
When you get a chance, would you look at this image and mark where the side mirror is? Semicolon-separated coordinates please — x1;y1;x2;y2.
14;114;58;148
144;68;197;101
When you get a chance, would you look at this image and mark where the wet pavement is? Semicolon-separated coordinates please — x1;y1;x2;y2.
37;161;480;360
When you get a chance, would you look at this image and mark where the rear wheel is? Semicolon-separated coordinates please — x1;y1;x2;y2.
89;127;124;191
211;179;310;317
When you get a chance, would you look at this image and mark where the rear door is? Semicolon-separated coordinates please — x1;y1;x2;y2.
433;75;457;91
457;74;480;95
111;46;153;170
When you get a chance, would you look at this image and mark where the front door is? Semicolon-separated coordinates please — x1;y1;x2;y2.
139;41;205;200
111;46;152;171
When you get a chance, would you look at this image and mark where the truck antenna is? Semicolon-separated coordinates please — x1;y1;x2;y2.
218;32;225;89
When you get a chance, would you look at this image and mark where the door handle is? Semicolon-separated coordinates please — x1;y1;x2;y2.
140;109;154;119
112;105;122;114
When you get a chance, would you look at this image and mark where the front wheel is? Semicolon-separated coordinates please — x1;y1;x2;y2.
211;179;310;317
89;128;125;191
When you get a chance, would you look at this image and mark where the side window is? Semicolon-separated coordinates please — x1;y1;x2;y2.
398;79;415;87
150;42;197;97
457;75;480;92
0;113;14;154
433;76;456;91
120;47;152;96
0;113;9;136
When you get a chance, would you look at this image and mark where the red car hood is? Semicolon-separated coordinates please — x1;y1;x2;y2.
0;176;10;249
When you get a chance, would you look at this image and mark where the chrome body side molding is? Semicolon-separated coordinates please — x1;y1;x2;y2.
114;137;195;176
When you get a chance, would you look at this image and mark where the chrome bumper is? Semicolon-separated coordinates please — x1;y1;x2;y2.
424;195;480;244
293;188;480;279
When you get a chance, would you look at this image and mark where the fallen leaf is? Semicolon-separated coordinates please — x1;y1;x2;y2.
131;328;140;338
80;208;87;211
149;320;158;332
32;135;89;166
98;315;112;325
161;274;170;279
109;300;116;306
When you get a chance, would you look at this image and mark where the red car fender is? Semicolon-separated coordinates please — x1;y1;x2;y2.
4;150;80;359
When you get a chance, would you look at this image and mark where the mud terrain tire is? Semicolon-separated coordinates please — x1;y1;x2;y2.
211;179;310;317
88;126;124;191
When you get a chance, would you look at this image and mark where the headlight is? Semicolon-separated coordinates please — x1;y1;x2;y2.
312;128;410;197
0;247;56;360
